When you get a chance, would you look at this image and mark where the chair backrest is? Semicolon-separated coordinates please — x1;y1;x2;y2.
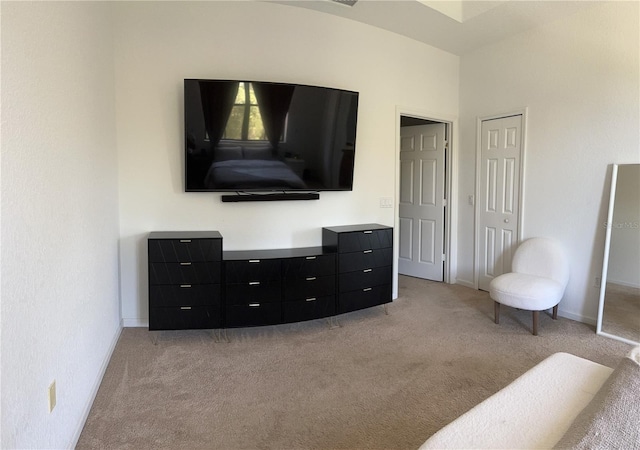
512;237;570;287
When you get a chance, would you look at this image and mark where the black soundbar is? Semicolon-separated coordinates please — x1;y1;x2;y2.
221;192;320;202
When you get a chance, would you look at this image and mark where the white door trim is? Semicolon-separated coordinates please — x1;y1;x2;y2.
395;106;458;285
399;123;446;281
474;107;528;289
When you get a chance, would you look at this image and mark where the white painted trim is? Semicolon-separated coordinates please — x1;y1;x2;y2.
474;119;481;289
473;107;528;289
559;308;596;326
455;279;475;289
596;164;617;335
595;164;639;345
122;318;149;328
598;331;640;346
605;279;640;289
70;323;123;449
395;106;459;285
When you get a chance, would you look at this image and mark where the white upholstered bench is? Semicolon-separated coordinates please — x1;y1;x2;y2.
420;349;639;449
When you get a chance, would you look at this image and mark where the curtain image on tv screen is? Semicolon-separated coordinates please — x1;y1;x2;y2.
184;79;359;192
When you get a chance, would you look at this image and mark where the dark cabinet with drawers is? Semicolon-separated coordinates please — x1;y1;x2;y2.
322;224;393;314
224;257;283;327
223;248;336;328
147;224;392;331
148;231;223;330
282;253;336;323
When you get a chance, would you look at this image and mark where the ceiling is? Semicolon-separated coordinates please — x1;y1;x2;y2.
270;0;599;55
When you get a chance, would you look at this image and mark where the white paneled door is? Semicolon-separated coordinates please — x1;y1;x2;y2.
399;123;446;281
478;115;523;291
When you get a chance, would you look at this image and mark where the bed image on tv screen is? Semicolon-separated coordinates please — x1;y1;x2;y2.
204;158;307;190
184;79;358;192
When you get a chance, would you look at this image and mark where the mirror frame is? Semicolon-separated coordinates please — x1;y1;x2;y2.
596;163;640;345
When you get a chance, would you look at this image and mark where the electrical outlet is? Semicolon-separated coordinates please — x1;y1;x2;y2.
595;277;601;288
48;380;56;413
468;195;475;206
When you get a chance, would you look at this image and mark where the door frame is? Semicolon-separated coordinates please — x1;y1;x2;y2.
473;107;528;289
395;106;458;284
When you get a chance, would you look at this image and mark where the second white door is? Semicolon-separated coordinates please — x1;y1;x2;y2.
477;115;523;291
399;123;446;281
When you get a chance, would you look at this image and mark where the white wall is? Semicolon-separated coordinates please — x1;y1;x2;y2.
1;3;121;448
113;1;459;325
457;2;640;322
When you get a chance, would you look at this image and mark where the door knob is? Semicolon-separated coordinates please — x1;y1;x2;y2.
504;219;509;223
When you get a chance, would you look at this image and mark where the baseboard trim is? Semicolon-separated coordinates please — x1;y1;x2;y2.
122;318;149;328
558;309;596;326
455;279;475;289
70;323;123;449
606;279;640;289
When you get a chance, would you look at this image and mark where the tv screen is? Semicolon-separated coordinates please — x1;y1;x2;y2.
184;79;359;192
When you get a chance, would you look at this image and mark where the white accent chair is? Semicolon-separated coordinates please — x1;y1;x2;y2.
489;237;570;335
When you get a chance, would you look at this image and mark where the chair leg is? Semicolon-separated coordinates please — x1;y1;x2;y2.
494;301;500;324
532;311;539;336
552;305;558;320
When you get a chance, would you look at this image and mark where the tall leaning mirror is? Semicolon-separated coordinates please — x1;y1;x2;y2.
597;163;640;345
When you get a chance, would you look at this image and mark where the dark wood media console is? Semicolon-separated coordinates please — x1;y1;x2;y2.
147;224;392;331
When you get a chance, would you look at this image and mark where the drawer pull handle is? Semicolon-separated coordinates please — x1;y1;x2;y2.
249;303;260;307
305;256;317;260
180;306;192;310
363;250;373;254
306;297;317;302
180;284;192;288
180;262;192;266
179;239;192;243
249;259;260;263
364;230;373;234
306;277;317;281
249;281;261;286
363;269;372;273
363;287;372;292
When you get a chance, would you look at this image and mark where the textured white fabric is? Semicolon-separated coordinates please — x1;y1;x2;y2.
420;353;613;450
511;237;570;286
489;237;569;311
490;273;565;310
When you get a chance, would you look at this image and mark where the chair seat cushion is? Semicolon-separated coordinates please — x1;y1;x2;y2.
489;272;565;310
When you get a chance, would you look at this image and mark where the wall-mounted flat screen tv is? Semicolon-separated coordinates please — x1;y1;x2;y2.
184;79;359;192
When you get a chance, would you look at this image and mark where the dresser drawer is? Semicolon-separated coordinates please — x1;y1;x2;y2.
225;303;282;328
283;275;335;301
149;284;221;307
225;259;281;283
338;248;393;272
148;238;222;262
149;262;221;285
338;266;392;293
149;305;222;330
338;284;391;314
337;228;392;253
282;254;335;278
226;280;282;305
283;295;336;323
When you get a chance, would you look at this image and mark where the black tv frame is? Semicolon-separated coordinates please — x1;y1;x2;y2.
184;79;359;195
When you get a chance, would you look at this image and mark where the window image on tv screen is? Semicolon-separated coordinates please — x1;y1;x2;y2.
184;79;359;192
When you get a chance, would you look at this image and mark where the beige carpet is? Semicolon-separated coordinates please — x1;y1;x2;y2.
77;276;633;449
601;282;640;343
